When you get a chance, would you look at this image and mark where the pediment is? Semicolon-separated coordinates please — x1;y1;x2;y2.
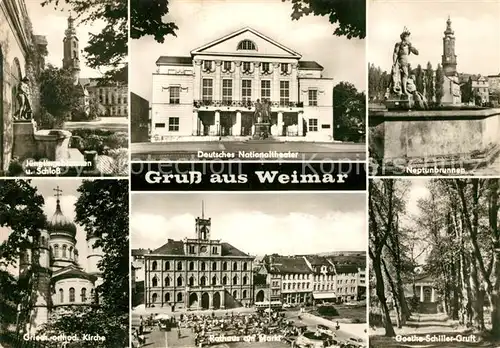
191;27;301;59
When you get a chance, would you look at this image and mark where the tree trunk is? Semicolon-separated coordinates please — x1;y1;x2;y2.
470;256;485;330
374;256;396;336
382;258;402;328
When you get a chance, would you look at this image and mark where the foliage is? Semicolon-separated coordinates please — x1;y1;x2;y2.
7;157;24;177
39;65;81;124
0;181;46;334
69;129;128;154
130;0;178;43
424;62;434;103
332;82;365;142
41;180;129;347
317;305;339;317
41;0;128;83
434;64;445;106
283;0;365;39
460;77;474;104
368;64;390;102
414;64;424;94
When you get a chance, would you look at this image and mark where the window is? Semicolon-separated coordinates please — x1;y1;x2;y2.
202;79;213;101
308;89;318;106
308;119;318;132
69;288;75;303
54;245;59;258
243;290;247;298
232;290;238;299
165;293;170;302
223;262;228;271
177;262;182;271
59;289;63;303
200;276;206;286
189;245;195;254
243;276;248;285
242;80;252;102
168;117;179;132
201;262;206;271
152;261;157;271
81;288;87;302
223;61;232;71
177;276;183;286
189;261;194;271
165;262;170;271
62;245;67;258
155;123;165;128
152;277;158;287
212;276;217;286
281;63;289;74
223;276;227;285
242;62;251;72
165;277;170;286
152;293;158;303
243;262;248;271
177;292;183;302
261;80;271;100
222;79;232;102
233;262;238;271
261;63;270;73
189;276;194;286
212;262;217;271
169;86;180;104
280;81;290;105
233;276;238;285
237;40;256;50
212;246;218;254
203;60;213;71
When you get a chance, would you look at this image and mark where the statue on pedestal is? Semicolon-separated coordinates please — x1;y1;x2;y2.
253;99;271;139
15;77;33;120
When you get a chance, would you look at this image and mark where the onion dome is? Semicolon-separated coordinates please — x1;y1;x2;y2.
47;187;77;237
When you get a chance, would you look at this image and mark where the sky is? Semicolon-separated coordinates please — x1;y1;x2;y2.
0;179;90;275
130;0;366;101
368;0;500;76
26;1;105;78
130;192;367;256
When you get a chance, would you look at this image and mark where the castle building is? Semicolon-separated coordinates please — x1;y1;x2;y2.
440;16;461;105
62;16;80;84
143;207;254;311
19;187;103;333
150;27;334;142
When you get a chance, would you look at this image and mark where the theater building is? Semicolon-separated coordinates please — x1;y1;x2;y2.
151;27;334;142
144;210;254;311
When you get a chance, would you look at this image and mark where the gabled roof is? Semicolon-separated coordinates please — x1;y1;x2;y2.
150;239;251;258
52;265;97;283
190;27;302;58
263;255;312;274
298;61;323;71
334;263;359;275
156;56;193;66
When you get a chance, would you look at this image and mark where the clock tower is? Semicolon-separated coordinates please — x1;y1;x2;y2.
196;201;211;241
442;16;457;76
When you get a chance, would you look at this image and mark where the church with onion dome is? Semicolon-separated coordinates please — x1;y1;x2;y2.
19;186;103;332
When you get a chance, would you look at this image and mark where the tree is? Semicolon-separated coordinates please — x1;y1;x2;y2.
130;0;178;43
424;62;434;103
41;180;129;347
39;65;81;126
415;64;424;94
434;64;445;106
41;0;128;82
283;0;365;39
461;76;473;104
332;82;365;142
0;181;46;337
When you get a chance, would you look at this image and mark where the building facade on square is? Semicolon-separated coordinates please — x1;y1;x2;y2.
304;255;337;304
150;27;334;142
144;208;255;311
18;187;103;333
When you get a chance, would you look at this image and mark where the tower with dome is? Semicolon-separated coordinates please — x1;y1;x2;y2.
19;186;103;333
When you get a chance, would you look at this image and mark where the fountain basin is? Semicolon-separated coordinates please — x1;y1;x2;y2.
34;129;73;161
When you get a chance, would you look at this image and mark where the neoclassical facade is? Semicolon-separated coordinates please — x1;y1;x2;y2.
19;187;103;332
151;27;334;141
144;211;254;311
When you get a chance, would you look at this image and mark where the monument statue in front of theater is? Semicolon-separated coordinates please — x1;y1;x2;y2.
253;99;271;139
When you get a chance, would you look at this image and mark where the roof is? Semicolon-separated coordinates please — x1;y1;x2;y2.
298;61;323;71
150;239;251;257
334;263;359;275
156;56;193;66
52;265;97;283
264;255;312;274
328;255;366;268
131;248;149;257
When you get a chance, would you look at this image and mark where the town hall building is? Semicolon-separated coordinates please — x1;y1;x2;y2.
143;207;255;311
150;27;334;142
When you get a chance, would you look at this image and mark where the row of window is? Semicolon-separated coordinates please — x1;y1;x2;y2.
150;260;249;272
151;275;250;287
51;244;77;259
108;106;127;116
58;287;91;303
187;245;218;254
202;60;290;74
95;94;128;105
151;289;249;303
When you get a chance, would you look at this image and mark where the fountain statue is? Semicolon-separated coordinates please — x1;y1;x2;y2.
15;77;33;120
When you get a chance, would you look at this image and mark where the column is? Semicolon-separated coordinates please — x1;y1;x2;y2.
431;287;435;302
215;111;220;136
197;291;202;310
297;111;304;136
193;60;202;100
192;110;198;136
291;63;298;103
234;111;242;136
209;292;214;310
234;61;241;102
277;112;283;136
214;60;222;101
221;291;225;309
253;62;260;101
420;285;424;302
272;62;280;102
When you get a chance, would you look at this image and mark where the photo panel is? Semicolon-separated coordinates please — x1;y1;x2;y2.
368;0;500;176
369;178;500;347
0;0;128;177
0;179;129;347
131;191;368;347
129;0;366;162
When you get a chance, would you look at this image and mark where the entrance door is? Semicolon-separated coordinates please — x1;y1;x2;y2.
201;292;209;310
220;112;233;136
241;112;253;136
189;293;198;308
256;290;264;302
213;292;221;309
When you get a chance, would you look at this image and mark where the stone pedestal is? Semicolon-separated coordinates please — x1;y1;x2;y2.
253;122;271;140
34;129;72;161
13;121;37;160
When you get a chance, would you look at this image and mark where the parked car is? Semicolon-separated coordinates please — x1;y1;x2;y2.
316;324;334;336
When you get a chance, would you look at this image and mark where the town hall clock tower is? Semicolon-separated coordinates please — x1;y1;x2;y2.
442;16;457;76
